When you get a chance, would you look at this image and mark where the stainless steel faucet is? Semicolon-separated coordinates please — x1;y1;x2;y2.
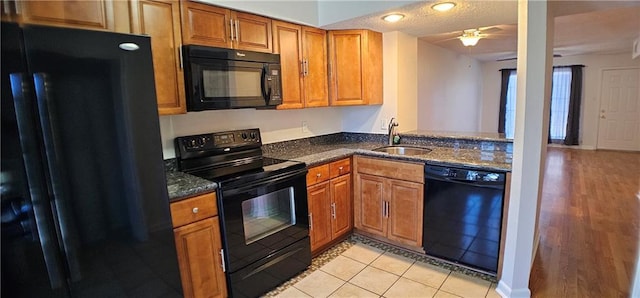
388;118;398;145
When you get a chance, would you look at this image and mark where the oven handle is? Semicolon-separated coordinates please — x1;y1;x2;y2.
222;168;307;196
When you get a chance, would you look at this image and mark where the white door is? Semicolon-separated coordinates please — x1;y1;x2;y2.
597;68;640;151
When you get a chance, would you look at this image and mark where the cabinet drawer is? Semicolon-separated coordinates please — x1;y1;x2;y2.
329;158;351;178
307;164;330;186
355;156;423;183
170;192;217;228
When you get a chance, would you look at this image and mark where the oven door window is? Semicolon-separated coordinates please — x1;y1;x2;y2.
241;187;296;245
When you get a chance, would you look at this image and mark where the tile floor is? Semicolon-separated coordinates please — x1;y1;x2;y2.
267;237;501;298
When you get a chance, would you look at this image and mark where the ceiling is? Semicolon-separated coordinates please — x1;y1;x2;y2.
321;0;640;61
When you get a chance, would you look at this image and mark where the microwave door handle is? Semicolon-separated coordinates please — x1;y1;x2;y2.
261;66;271;102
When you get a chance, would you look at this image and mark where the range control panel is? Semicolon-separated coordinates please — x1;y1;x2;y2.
176;128;261;152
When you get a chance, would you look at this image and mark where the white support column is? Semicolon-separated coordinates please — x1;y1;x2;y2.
496;0;554;297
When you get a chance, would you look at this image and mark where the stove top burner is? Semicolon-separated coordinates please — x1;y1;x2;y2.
174;129;306;187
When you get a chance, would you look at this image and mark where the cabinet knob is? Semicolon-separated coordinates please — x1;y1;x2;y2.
316;173;321;178
338;166;343;172
192;207;199;214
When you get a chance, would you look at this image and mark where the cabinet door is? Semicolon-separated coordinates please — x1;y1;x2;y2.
232;11;272;53
303;27;329;107
330;174;352;239
387;179;423;247
174;217;227;298
180;1;231;48
328;30;364;106
308;182;332;252
354;174;386;237
130;0;186;115
272;21;304;109
18;0;115;31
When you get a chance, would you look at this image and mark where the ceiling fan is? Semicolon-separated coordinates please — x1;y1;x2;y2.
425;26;512;47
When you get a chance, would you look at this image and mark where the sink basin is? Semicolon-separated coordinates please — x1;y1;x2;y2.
372;145;432;156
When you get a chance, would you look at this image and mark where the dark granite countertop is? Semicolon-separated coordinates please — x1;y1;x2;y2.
264;141;512;172
165;171;217;202
165;132;512;200
402;130;512;143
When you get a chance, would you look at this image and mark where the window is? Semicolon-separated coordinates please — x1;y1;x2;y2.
500;66;583;145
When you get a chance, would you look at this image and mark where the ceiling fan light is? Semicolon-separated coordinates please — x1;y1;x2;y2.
459;36;480;46
382;13;405;23
431;2;456;12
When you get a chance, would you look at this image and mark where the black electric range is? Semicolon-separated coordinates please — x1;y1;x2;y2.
174;128;311;298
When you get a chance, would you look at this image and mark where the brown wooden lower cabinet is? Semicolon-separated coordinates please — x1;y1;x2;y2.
170;192;226;298
354;156;424;248
307;158;353;254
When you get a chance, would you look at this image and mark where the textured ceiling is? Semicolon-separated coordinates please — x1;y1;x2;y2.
321;0;640;61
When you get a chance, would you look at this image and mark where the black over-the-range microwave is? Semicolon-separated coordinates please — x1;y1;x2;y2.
183;45;282;111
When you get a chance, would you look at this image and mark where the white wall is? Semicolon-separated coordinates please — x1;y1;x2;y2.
416;41;483;132
200;0;319;26
200;0;420;28
159;107;343;159
396;32;419;132
480;53;640;148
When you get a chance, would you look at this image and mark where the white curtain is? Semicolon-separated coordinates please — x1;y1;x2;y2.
503;67;573;141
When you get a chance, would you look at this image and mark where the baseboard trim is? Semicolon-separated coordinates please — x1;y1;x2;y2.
496;280;531;298
547;144;595;150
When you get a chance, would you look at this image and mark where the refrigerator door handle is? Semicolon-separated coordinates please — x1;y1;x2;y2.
33;73;83;282
9;73;65;289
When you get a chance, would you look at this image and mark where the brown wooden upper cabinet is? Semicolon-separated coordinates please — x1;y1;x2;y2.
130;0;187;115
272;20;328;109
328;30;383;106
2;0;130;33
180;0;272;53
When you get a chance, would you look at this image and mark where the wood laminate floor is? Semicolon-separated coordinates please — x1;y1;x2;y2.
529;147;640;297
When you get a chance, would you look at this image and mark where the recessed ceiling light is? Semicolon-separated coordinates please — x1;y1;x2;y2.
382;14;405;23
431;2;456;12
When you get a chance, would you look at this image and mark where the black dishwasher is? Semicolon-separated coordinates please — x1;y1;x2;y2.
422;165;506;274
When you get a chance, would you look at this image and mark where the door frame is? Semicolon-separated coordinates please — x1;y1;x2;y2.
595;66;640;150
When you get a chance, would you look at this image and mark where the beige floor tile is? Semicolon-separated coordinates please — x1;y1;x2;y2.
402;261;451;288
341;243;384;264
383;277;438;298
276;286;312;298
294;270;345;298
433;290;463;298
370;252;415;275
329;283;380;298
485;283;501;298
321;255;367;281
439;272;491;298
350;266;399;295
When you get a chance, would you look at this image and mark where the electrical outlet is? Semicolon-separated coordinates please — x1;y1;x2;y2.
302;121;309;133
380;118;387;130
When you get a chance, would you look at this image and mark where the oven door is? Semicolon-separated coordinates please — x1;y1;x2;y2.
186;57;269;110
218;168;309;273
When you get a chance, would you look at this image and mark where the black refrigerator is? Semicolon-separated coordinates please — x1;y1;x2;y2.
1;23;182;297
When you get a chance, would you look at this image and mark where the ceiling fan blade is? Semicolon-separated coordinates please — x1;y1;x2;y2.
479;26;502;34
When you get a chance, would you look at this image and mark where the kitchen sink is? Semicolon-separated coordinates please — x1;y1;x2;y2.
372;145;432;156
